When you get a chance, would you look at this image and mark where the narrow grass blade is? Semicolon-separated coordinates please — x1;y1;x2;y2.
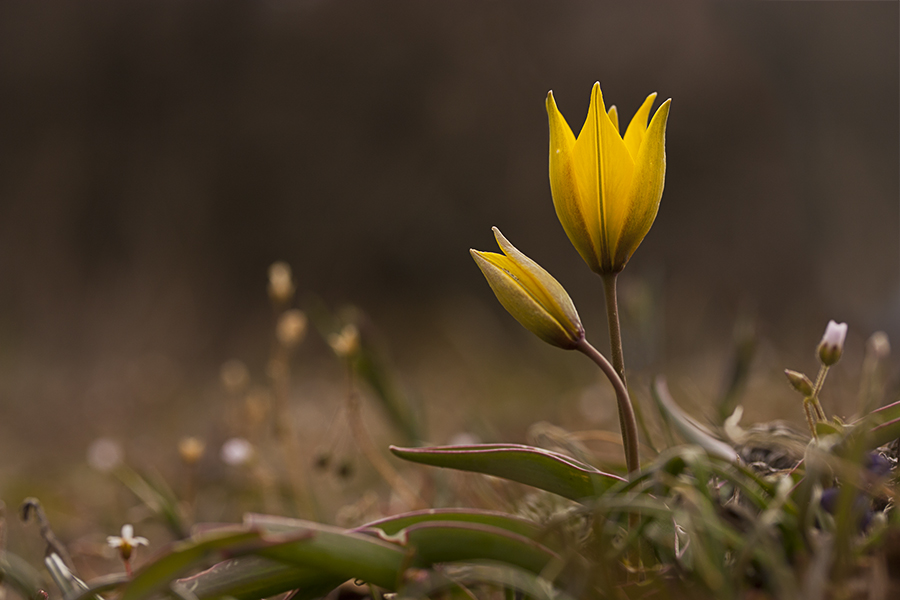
652;378;740;462
390;444;624;501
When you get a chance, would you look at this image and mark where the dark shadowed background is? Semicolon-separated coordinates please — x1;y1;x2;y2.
0;1;898;494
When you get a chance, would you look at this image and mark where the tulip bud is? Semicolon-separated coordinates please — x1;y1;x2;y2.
784;369;814;396
471;227;584;350
817;320;848;366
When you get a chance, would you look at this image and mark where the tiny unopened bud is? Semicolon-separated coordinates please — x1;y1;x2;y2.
276;309;308;348
818;320;848;366
329;324;360;358
220;359;250;393
268;261;295;303
784;369;814;396
178;437;205;465
867;331;890;360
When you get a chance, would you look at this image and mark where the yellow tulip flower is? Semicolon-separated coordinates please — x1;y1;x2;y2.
471;227;584;350
547;83;671;274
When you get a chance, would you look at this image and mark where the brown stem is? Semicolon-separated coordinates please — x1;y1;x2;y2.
575;338;640;474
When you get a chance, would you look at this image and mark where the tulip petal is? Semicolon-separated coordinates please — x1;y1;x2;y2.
614;99;671;269
623;92;658;162
491;227;581;338
607;105;619;134
547;91;601;272
573;83;634;271
471;250;578;349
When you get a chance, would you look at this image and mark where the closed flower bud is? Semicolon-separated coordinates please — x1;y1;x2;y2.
817;320;848;366
178;437;206;465
268;261;295;303
471;227;584;350
329;324;360;358
784;369;814;396
276;309;308;348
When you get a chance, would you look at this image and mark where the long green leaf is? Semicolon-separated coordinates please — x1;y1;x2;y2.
178;556;341;600
251;522;407;590
401;521;559;575
121;529;275;600
390;444;624;501
397;562;574;600
178;516;564;600
249;509;560;550
1;552;45;600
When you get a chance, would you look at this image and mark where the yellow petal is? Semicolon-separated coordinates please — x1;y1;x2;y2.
573;83;634;271
613;98;671;269
623;92;658;161
471;230;584;350
607;105;619;134
546;91;602;273
491;227;582;337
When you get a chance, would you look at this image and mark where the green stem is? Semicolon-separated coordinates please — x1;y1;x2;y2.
810;365;830;422
575;338;640;474
601;274;627;386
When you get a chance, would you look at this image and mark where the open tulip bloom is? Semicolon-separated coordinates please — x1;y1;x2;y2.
547;83;670;275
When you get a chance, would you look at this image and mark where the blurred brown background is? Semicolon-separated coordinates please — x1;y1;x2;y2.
0;1;897;495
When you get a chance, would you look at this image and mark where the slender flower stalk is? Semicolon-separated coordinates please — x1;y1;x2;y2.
547;83;672;433
471;227;640;473
575;338;640;474
602;273;627;386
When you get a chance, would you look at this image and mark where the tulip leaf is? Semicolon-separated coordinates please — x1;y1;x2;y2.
121;529;277;600
177;556;340;600
250;522;407;590
179;518;563;600
401;521;559;575
354;508;551;541
399;562;574;600
389;443;624;501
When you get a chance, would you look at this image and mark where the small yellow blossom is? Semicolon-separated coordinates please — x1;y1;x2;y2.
471;227;584;350
547;82;671;274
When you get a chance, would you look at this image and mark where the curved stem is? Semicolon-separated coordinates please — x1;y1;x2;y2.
576;338;640;474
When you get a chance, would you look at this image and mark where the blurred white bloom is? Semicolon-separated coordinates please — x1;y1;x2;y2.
221;437;255;466
87;438;123;472
107;524;148;560
817;320;848;366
